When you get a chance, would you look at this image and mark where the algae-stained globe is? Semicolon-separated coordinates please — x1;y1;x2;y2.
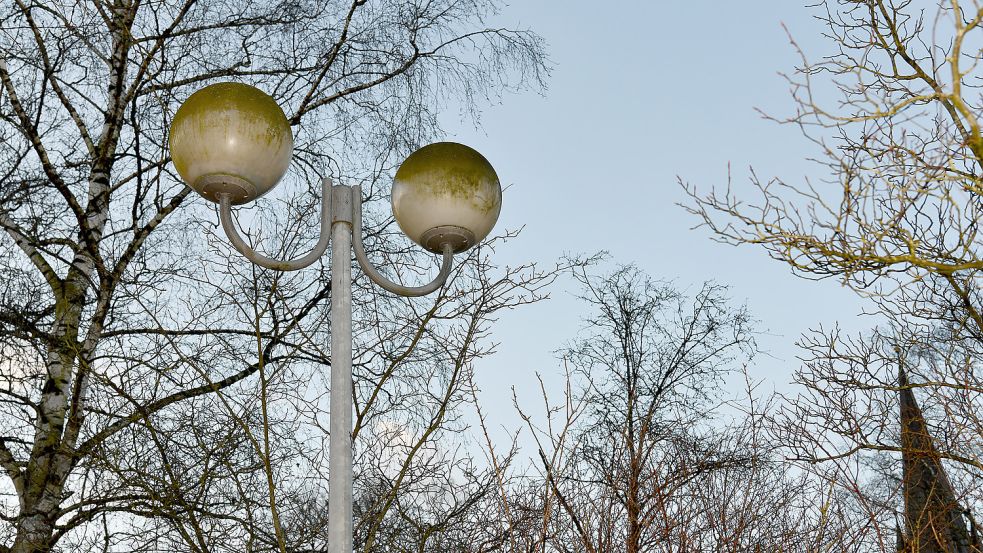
170;82;293;204
392;142;502;253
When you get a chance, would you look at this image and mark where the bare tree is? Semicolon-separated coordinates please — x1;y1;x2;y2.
512;265;811;553
0;1;551;551
681;1;983;550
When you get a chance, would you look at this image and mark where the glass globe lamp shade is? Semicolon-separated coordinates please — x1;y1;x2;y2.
170;82;293;204
391;142;502;254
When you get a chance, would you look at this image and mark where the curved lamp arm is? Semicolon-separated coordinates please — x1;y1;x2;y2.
218;178;333;271
351;185;454;297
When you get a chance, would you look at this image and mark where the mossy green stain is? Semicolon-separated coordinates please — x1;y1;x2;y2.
395;142;501;214
170;82;292;176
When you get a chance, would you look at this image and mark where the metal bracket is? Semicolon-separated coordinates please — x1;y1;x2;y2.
350;185;454;296
330;185;353;226
216;177;333;270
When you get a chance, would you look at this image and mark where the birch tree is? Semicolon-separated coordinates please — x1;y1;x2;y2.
0;1;548;551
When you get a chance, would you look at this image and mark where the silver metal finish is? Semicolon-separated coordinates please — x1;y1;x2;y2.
216;179;459;553
328;218;354;553
351;185;454;297
331;185;353;225
217;178;334;271
196;174;256;204
420;225;475;253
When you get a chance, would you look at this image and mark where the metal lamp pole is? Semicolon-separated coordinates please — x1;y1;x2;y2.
168;82;502;553
219;181;455;552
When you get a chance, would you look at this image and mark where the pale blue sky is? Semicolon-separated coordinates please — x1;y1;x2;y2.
438;2;874;428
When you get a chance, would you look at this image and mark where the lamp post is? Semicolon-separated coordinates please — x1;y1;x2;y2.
168;82;502;552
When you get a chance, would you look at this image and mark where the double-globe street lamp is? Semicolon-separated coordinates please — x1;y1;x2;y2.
168;82;502;552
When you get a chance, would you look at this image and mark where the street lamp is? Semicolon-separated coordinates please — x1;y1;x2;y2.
169;82;501;552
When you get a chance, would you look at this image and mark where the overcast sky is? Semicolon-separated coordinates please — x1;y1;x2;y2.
433;1;877;435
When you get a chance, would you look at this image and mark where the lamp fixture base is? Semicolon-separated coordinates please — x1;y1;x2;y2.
194;174;257;205
420;225;475;254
